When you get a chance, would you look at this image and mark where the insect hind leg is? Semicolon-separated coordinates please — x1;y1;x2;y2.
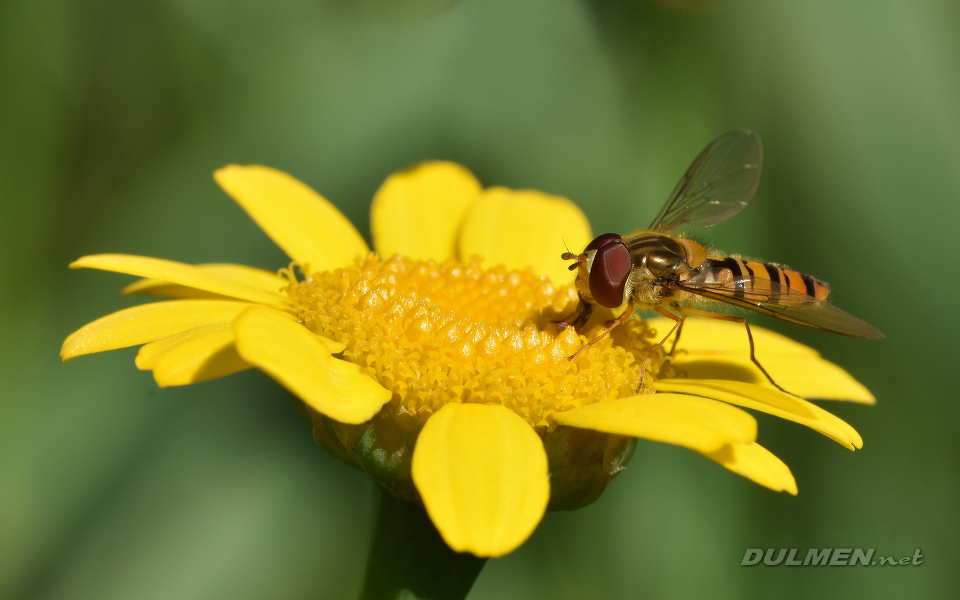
673;307;796;397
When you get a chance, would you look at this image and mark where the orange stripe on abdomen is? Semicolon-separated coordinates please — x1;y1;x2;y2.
782;269;805;294
780;267;830;300
741;260;830;300
706;258;830;301
742;261;774;294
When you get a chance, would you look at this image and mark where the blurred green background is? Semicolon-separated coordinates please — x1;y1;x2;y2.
2;0;958;598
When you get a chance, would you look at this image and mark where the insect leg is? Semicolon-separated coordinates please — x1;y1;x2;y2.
635;306;684;393
554;293;593;331
567;300;635;360
667;312;687;356
673;307;795;396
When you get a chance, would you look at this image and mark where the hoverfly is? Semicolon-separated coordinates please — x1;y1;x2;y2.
560;130;883;393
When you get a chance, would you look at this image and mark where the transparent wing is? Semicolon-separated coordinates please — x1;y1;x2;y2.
649;130;764;232
668;278;884;339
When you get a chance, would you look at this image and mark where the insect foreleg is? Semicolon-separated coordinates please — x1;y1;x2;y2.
672;307;796;397
567;300;636;361
554;293;593;331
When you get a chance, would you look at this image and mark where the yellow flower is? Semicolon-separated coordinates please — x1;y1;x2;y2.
61;161;874;558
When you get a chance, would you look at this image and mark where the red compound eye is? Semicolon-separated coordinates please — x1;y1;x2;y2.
585;232;623;252
587;234;631;308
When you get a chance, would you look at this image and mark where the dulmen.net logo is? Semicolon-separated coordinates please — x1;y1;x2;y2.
741;548;924;567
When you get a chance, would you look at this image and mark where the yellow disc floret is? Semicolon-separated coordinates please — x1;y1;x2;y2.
285;254;661;430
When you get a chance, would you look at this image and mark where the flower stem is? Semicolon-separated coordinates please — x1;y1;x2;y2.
359;485;487;600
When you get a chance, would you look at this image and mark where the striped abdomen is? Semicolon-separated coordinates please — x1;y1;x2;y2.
700;257;829;301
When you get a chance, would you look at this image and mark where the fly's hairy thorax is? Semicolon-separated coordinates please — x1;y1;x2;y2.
621;231;707;308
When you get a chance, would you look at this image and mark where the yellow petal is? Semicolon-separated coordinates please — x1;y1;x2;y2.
703;442;798;495
457;187;591;286
650;317;874;402
135;324;251;387
214;165;368;271
648;316;819;357
70;255;287;306
670;353;875;404
61;300;255;361
122;263;288;300
412;403;549;558
371;161;481;261
553;394;756;454
232;306;389;424
654;379;863;450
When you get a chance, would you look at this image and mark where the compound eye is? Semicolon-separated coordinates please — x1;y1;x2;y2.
589;239;632;308
585;233;623;252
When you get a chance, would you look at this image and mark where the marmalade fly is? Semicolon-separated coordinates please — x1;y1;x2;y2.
560;130;883;393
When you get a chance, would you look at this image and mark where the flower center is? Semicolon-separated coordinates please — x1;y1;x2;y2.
286;254;662;430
